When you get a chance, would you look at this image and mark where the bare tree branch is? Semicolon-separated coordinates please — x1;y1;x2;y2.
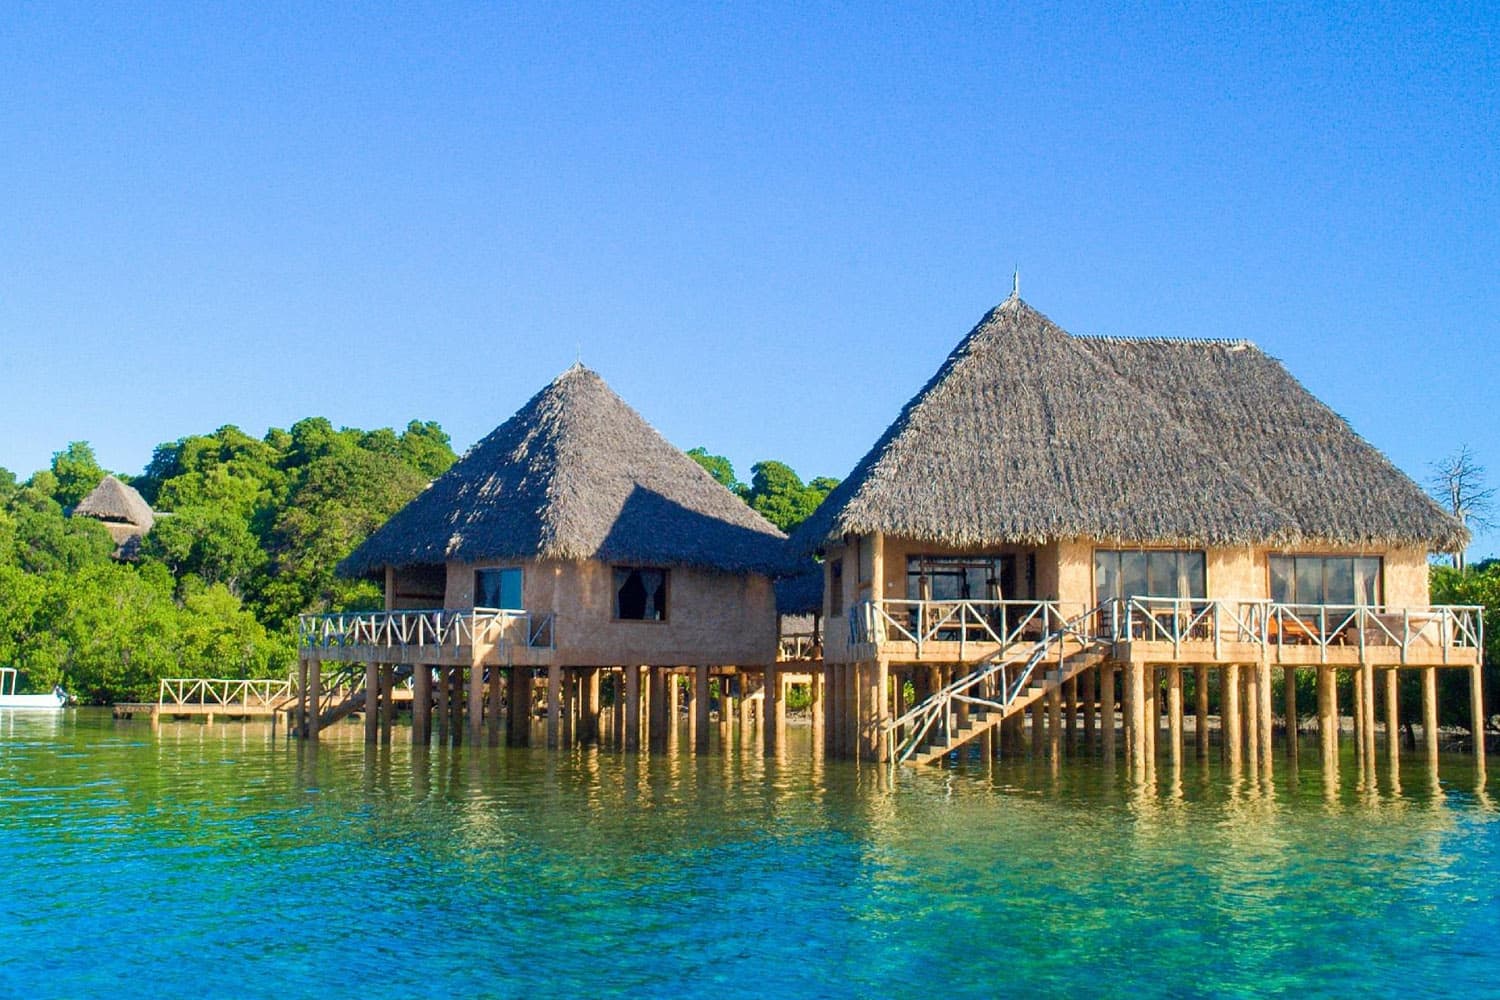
1429;444;1495;570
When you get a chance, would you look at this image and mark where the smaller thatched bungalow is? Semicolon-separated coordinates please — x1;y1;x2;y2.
793;294;1481;767
71;474;156;556
327;364;789;751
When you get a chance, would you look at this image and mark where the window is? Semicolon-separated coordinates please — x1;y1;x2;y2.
614;567;668;621
857;537;874;584
1269;555;1381;606
906;555;1026;601
829;559;844;617
1094;550;1206;604
474;567;523;610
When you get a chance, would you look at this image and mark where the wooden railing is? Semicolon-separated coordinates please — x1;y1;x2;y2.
850;599;1076;657
158;677;298;709
778;635;822;661
852;597;1484;664
297;607;556;653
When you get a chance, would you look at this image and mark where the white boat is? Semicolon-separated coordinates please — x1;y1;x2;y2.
0;667;68;709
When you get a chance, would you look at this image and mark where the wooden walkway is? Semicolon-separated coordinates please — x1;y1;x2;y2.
113;677;300;722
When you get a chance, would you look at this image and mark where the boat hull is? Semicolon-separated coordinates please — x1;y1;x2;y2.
0;692;68;710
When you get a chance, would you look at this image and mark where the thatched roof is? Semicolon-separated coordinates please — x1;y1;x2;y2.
793;296;1464;553
340;365;788;577
72;475;155;531
774;564;824;616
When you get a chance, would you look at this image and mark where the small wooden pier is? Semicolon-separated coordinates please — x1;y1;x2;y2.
114;677;302;723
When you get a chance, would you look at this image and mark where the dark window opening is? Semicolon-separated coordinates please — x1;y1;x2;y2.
614;567;668;621
1269;555;1381;606
1094;550;1206;605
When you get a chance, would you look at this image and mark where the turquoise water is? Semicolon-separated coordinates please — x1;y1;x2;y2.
1;711;1497;999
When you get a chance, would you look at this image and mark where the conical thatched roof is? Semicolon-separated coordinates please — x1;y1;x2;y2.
340;365;788;577
72;475;155;531
793;296;1464;553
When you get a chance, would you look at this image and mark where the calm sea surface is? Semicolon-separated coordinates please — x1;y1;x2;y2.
1;709;1496;999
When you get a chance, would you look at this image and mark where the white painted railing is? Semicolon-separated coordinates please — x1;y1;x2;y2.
296;607;557;653
852;597;1484;665
850;599;1076;657
158;677;298;709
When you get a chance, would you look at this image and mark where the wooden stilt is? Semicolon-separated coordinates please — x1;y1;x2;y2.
764;662;780;756
872;660;889;762
1167;667;1183;769
449;667;465;746
1064;676;1078;752
1047;686;1062;760
545;663;561;749
563;669;576;748
1362;662;1378;775
1352;665;1367;773
1244;664;1259;772
413;665;431;745
1030;698;1044;757
308;659;322;742
1422;666;1439;760
1194;665;1209;759
380;663;395;745
1258;661;1274;774
695;664;711;753
1223;664;1241;765
435;664;450;746
296;657;309;739
1283;666;1298;760
1101;665;1116;762
1145;668;1160;763
468;662;485;746
649;668;666;749
624;665;641;752
487;665;503;746
1081;666;1096;752
364;661;379;744
1384;668;1400;768
1317;665;1337;768
1472;662;1487;767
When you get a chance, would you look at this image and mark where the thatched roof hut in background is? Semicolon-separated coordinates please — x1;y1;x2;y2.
71;474;156;553
792;295;1464;555
341;364;788;579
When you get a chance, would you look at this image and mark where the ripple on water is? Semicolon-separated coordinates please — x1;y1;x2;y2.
0;710;1496;1000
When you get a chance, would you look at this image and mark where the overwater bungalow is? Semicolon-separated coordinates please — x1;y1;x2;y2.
71;474;156;557
791;293;1484;769
299;364;789;751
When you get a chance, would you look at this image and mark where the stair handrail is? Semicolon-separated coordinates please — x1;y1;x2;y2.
885;601;1111;768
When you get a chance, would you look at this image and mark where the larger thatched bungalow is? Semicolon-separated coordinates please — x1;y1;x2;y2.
793;294;1484;770
71;474;156;557
302;364;789;751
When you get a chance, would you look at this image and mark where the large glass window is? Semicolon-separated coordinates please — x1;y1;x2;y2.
614;567;668;621
1095;550;1206;604
906;555;1027;601
1269;555;1381;606
474;567;523;610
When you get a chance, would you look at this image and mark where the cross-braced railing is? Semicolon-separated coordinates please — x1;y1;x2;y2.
851;598;1074;657
885;602;1109;768
158;676;298;709
296;607;557;654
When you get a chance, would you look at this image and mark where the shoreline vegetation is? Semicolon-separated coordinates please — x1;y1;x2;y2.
0;427;833;705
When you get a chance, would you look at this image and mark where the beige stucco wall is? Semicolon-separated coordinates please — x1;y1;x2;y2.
430;558;777;666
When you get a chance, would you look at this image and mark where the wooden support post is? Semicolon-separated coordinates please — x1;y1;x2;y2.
380;664;395;745
563;669;576;748
1030;698;1044;757
1146;668;1160;763
1352;665;1367;773
1362;662;1377;774
1081;666;1095;752
1422;666;1439;760
1472;662;1487;767
1047;686;1062;760
650;668;666;749
1167;667;1183;770
1244;664;1259;771
874;660;890;762
1128;661;1146;772
1223;664;1241;765
1101;665;1116;762
1383;667;1399;772
468;662;485;746
764;662;781;756
296;657;309;739
1065;676;1078;751
624;665;641;752
740;672;754;743
545;663;561;749
449;667;465;747
1317;665;1336;768
695;664;711;753
1194;665;1210;759
1283;666;1298;761
1258;661;1274;774
308;658;322;742
435;665;450;746
364;661;379;744
414;665;431;746
487;665;503;747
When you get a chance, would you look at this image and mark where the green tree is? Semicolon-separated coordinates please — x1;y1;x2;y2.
1430;563;1500;734
741;460;837;533
687;447;740;492
50;441;107;510
141;503;264;594
400;420;457;480
6;486;115;573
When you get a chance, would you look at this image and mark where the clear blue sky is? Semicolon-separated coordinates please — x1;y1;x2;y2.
2;4;1496;557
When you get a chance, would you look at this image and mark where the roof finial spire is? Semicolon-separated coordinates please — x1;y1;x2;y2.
1010;267;1020;301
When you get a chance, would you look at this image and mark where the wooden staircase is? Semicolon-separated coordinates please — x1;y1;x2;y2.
317;664;414;729
888;607;1108;767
